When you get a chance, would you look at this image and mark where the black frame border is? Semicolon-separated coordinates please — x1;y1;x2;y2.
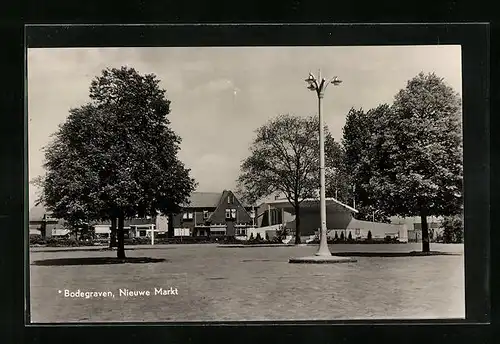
13;23;491;343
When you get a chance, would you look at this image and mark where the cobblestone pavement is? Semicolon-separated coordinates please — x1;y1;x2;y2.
29;243;465;323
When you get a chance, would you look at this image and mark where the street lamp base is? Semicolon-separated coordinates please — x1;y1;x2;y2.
315;250;332;257
316;243;332;257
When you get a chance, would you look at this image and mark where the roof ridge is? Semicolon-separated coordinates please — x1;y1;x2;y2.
207;190;230;222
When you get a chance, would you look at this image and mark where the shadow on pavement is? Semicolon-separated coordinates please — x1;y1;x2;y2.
32;257;169;266
332;251;461;257
30;246;178;253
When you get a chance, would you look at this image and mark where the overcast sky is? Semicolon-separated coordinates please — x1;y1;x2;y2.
28;46;462;208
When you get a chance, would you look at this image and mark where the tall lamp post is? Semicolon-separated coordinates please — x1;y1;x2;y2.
305;70;342;256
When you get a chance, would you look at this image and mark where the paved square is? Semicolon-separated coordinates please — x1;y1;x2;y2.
29;243;464;322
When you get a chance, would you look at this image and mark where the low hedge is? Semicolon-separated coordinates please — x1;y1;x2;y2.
30;234;404;247
307;237;403;244
29;236;96;247
124;236;243;245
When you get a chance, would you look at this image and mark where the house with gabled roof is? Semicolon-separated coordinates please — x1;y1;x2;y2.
172;190;254;237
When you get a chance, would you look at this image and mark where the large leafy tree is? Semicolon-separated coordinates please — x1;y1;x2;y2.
341;105;392;222
35;67;197;258
366;72;462;252
324;136;349;203
237;114;342;244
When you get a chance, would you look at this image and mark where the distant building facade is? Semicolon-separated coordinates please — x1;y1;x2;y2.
257;197;408;242
29;205;69;238
30;190;254;239
390;216;443;242
92;190;254;238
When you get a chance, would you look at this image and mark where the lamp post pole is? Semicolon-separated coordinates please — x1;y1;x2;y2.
151;224;155;246
305;70;342;257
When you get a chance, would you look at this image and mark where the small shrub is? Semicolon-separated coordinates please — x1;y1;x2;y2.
367;230;372;240
383;236;399;244
271;235;282;243
340;232;345;241
442;215;463;243
334;231;339;240
29;235;46;246
256;233;262;241
309;237;320;244
348;232;353;240
275;226;288;240
265;233;270;241
249;233;254;240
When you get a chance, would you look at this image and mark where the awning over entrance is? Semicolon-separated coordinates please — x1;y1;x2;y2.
263;197;358;214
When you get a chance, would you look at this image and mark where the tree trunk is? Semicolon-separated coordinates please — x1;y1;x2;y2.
41;222;47;239
420;211;430;253
167;214;174;238
294;204;301;244
117;215;126;259
109;217;117;248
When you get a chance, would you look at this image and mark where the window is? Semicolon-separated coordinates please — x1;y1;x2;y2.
211;228;226;236
203;211;209;219
226;208;236;219
227;195;232;204
139;230;147;237
237;228;247;236
183;212;194;220
355;229;360;236
174;228;190;237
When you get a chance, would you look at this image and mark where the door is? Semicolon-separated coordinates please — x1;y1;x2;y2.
226;221;235;237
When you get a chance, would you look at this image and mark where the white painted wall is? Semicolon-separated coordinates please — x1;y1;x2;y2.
156;215;169;232
322;220;408;242
94;225;111;235
51;229;70;236
247;225;281;239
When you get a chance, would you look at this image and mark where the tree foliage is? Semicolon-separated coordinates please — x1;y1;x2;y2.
369;73;462;217
35;66;197;258
237;114;343;244
342;72;462;252
341;106;392;222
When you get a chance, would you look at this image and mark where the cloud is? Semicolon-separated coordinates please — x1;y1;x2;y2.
192;78;236;94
